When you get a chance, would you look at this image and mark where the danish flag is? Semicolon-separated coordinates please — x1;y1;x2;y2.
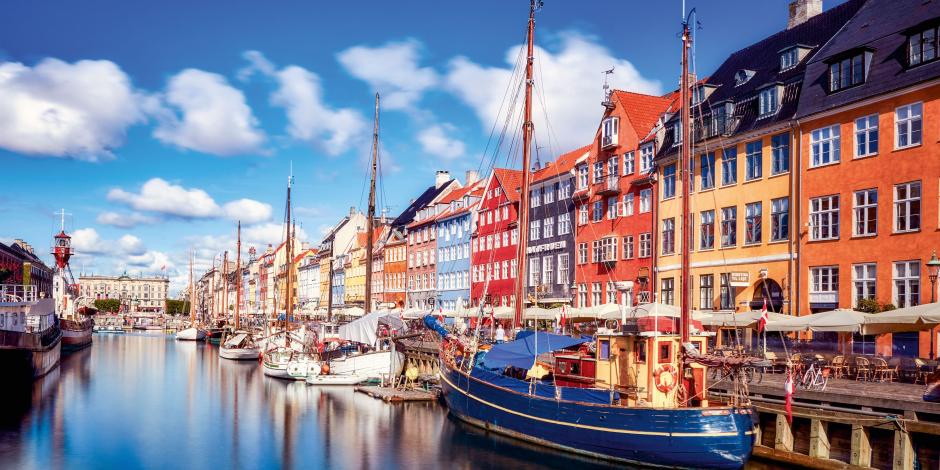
758;297;769;332
784;369;795;424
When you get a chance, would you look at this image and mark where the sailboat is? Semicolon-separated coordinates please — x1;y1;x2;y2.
220;221;261;360
176;249;207;341
305;93;405;386
51;210;94;351
426;4;757;468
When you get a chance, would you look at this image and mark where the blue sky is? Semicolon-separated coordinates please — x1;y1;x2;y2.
0;0;846;292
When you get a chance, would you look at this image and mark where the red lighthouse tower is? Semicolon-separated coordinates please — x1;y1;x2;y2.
52;209;73;271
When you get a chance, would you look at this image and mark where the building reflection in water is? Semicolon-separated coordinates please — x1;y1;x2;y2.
0;334;642;470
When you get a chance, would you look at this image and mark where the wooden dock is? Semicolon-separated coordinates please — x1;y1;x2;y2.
355;385;439;403
710;374;940;469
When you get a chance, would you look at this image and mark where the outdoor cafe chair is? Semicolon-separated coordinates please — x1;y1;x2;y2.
830;355;847;379
855;356;872;381
872;357;897;382
914;358;932;384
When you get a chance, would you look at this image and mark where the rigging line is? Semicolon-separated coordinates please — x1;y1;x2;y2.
476;37;529;180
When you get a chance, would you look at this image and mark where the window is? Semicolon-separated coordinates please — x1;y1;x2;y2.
623;235;634;259
623;152;635;175
511;229;518;245
639;144;654;174
502;206;508;219
558;213;571;235
810;195;840;240
909;25;939;66
894;181;921;232
811;266;839;295
607;197;618;219
544;185;554;204
853;189;877;237
622;194;634;216
829;53;867;92
639;233;652;258
543;216;554;238
592;200;603;222
592;237;617;262
712;103;729;136
745;202;762;244
530;188;541;207
745;140;762;181
530;219;541;241
758;86;779;116
771;133;789;174
502;261;509;279
578;243;588;264
771;197;789;242
735;69;754;86
700;210;715;250
700;275;714;310
721;147;737;186
672;121;682;146
662;218;675;255
855;114;878;158
780;47;798;70
592;282;602;306
557;254;569;284
559;180;571;199
578;204;588;225
529;258;541;287
639;189;651;213
700;152;715;190
719;274;734;310
602;117;619;147
606;281;617;304
663;164;676;199
577;283;587;307
810;125;840;167
896;103;923;149
721;207;737;247
577;165;589;189
593;162;604;184
894;261;920;308
853;263;876;307
661;278;675;305
608;155;619;178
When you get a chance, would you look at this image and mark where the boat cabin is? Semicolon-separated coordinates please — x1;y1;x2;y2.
594;330;709;408
553;350;596;388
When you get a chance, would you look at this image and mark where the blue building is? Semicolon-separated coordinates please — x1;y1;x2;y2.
331;253;346;308
435;182;483;312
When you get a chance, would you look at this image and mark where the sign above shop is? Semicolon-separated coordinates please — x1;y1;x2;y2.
729;272;750;287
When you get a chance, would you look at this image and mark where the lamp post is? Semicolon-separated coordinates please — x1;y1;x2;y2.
927;251;940;359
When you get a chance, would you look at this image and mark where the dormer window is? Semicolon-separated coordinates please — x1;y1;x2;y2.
828;50;871;92
691;84;717;106
672;121;682;146
734;69;755;87
601;117;619;148
758;84;782;117
909;24;938;67
781;48;798;71
711;101;733;136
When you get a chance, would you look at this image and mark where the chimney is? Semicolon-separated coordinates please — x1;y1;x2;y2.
465;170;479;186
788;0;822;29
349;206;356;217
435;170;450;189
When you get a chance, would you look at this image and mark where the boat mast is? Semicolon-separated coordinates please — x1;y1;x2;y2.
189;249;195;324
679;13;693;345
210;258;216;323
513;0;538;329
235;221;241;330
365;93;379;315
223;250;229;325
285;173;293;331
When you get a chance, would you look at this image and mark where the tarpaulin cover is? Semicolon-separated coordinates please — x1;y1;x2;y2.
469;367;618;404
338;311;407;346
481;332;589;369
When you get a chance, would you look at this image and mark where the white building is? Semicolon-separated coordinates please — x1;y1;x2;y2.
79;273;169;313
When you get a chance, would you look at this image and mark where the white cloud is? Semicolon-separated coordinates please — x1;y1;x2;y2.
126;250;171;272
0;58;145;160
445;32;662;152
107;178;221;219
223;198;272;224
153;68;266;156
117;234;146;256
72;228;107;254
241;51;367;156
337;39;438;111
417;124;466;160
96;211;157;228
242;222;308;247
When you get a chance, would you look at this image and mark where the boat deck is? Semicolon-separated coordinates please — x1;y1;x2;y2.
355;385;439;403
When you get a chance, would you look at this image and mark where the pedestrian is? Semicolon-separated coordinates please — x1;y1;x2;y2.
495;323;506;343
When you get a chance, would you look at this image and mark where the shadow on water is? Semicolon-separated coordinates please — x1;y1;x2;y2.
0;334;783;470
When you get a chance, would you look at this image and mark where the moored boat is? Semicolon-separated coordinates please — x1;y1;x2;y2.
50;214;94;352
220;330;261;360
176;326;207;341
60;317;94;351
0;284;62;379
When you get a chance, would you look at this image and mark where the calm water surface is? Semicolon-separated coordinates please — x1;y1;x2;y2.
0;334;778;469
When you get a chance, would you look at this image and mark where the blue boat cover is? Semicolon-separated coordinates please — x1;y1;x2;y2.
482;332;590;369
469;367;617;404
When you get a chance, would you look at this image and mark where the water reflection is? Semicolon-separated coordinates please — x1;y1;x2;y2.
0;335;773;469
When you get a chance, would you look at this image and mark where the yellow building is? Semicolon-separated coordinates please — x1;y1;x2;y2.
344;233;368;306
318;256;331;309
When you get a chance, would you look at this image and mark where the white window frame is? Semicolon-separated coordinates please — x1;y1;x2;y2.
558;213;571;235
639;144;654;174
543;216;554;238
809;195;840;241
895;102;923;150
639;189;652;213
854;114;878;158
811;266;840;295
623;151;635;175
639;233;652;258
893;260;920;308
542;255;554;286
810;125;841;167
853;189;877;237
557;254;569;285
894;181;921;233
758;86;779;117
852;263;876;307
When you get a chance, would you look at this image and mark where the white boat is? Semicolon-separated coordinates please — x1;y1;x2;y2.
0;285;62;379
325;349;405;381
219;330;260;360
176;327;207;341
305;373;366;386
263;347;315;379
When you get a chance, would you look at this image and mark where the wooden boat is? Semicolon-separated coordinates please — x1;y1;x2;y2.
177;250;207;341
176;326;207;341
0;285;62;379
305;372;366;386
220;330;261;360
50;214;94;352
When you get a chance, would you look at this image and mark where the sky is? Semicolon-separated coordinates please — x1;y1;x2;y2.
0;0;848;294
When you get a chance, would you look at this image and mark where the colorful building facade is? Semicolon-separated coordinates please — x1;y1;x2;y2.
470;168;522;307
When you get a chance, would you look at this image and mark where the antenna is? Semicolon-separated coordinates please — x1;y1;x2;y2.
602;67;615;108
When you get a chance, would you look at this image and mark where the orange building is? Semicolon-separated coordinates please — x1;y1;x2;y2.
795;0;940;358
382;230;407;308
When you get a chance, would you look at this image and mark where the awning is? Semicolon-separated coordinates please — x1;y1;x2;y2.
765;308;868;333
481;332;590;369
860;302;940;335
697;310;789;328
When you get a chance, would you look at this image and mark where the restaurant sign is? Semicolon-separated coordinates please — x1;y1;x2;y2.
526;240;566;254
728;272;749;287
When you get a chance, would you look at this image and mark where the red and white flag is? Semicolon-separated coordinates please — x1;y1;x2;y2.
784;369;795;424
560;305;567;328
758;297;769;332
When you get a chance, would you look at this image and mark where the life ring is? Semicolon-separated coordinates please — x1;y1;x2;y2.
605;319;620;330
654;363;679;393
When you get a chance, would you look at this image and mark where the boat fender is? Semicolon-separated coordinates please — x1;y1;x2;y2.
321;363;330;375
654;363;679;393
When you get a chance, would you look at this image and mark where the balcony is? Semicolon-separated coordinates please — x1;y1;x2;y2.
809;291;838;307
601;133;619;149
572;187;591;202
596;176;620;196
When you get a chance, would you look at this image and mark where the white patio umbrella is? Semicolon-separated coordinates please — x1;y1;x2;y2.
860;302;940;335
764;308;867;332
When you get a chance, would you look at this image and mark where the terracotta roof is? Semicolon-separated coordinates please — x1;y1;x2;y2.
611;91;677;138
491;168;524;203
533;144;591;182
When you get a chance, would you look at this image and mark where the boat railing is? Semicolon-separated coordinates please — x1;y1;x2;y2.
0;284;38;303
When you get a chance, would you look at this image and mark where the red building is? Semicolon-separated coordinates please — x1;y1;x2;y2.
406;207;439;310
573;90;677;308
471;168;523;307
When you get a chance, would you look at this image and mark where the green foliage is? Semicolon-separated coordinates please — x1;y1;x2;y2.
856;298;897;314
94;299;121;313
0;268;12;283
166;299;190;315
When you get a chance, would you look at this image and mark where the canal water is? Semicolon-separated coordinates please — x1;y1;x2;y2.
0;334;779;469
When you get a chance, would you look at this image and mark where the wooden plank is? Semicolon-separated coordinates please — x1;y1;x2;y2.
810;419;831;460
893;430;913;470
776;413;794;452
850;425;872;468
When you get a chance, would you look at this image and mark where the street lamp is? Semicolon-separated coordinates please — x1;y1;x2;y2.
928;251;940;303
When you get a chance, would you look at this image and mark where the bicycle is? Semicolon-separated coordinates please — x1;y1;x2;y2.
798;360;829;391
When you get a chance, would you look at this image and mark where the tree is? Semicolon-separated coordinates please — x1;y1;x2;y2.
166;299;191;315
94;299;121;313
856;298;897;314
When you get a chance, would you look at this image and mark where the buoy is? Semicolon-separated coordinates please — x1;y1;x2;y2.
320;363;331;375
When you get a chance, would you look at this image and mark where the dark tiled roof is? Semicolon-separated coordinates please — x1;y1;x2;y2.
390;179;457;229
796;0;940;118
